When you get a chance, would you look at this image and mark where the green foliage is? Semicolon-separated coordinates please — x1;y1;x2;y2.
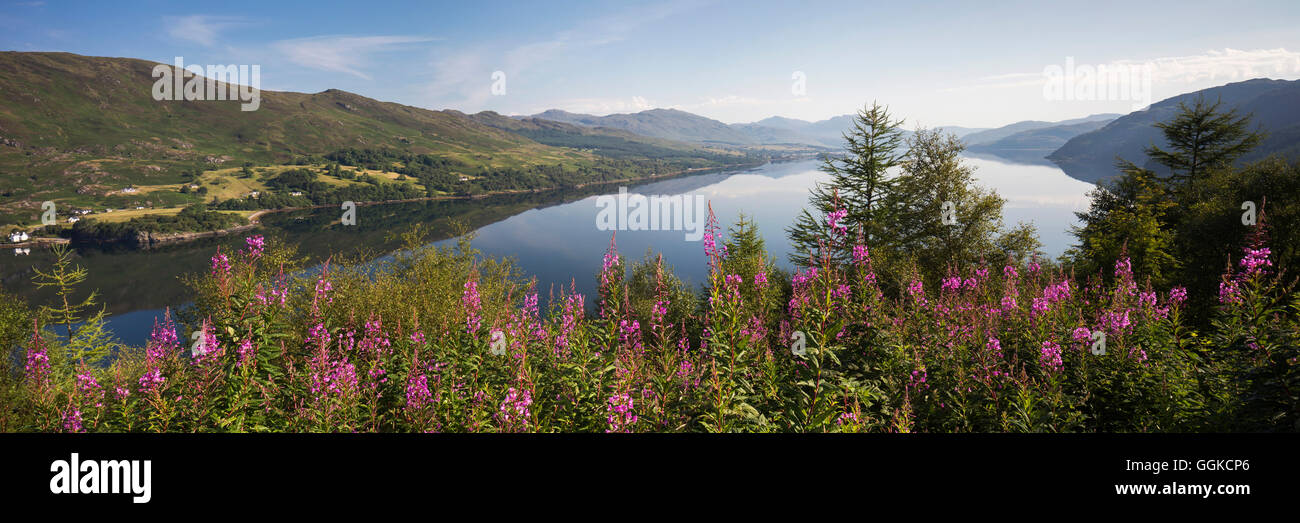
1146;95;1266;190
787;101;905;265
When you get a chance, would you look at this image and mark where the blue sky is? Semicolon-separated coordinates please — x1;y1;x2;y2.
3;0;1299;127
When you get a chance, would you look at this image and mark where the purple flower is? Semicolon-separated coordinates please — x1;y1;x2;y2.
852;244;870;266
243;235;265;259
462;279;482;333
210;251;231;277
606;392;637;433
1169;286;1187;304
1039;341;1063;374
1240;247;1272;275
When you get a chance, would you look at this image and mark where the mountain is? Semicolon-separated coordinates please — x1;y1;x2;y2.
527;108;758;145
961;114;1121;147
0;52;741;226
972;120;1112;155
1048;78;1300;182
465;110;735;159
727;122;826;147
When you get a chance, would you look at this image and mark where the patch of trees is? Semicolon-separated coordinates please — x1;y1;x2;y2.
70;204;245;243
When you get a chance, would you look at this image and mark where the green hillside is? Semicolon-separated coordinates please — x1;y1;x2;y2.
0;52;594;224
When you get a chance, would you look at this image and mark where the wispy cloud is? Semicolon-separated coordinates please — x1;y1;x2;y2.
945;48;1300;93
163;15;250;47
273;35;437;80
424;0;707;111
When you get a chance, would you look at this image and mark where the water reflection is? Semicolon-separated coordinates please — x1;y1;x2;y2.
0;156;1094;346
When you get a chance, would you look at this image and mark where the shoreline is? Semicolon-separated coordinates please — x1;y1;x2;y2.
10;158;777;250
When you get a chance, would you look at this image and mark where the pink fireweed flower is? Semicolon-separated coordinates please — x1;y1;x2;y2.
941;277;962;293
606;392;637;433
836;411;859;426
405;366;433;410
314;276;334;304
23;327;51;390
1003;264;1019;280
619;320;644;352
556;293;584;352
1138;291;1158;309
462;279;482;333
740;315;769;344
1100;309;1132;336
1000;295;1018;312
1072;327;1092;344
236;338;256;368
243;235;265;259
1169;286;1187;304
985;337;1004;359
907;279;925;299
754;271;769;288
1218;280;1242;305
137;368;164;395
852;244;870;266
1240;247;1272;276
1039;341;1063;374
210;251;231;277
62;407;84;433
827;208;849;238
75;368;104;408
497;387;533;431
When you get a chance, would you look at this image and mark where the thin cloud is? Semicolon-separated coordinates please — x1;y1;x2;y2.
163;15;250;47
423;0;707;111
945;47;1300;93
273;35;437;80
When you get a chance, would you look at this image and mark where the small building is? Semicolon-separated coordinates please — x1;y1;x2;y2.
247;191;260;198
8;231;29;243
67;216;80;224
135;206;145;210
121;187;138;194
290;191;303;196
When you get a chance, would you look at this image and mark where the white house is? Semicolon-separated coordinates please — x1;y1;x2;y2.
121;187;138;194
8;231;29;243
290;191;303;196
67;216;80;224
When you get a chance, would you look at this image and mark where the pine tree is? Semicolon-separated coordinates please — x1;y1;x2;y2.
786;101;906;266
1145;95;1265;191
31;244;98;340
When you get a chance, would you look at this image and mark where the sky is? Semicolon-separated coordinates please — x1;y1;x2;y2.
3;0;1300;128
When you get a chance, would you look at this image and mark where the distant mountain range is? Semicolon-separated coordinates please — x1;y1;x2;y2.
962;114;1121;147
1049;78;1300;182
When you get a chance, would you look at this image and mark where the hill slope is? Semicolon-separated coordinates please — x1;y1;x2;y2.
529;108;758;145
961;114;1120;147
0;51;593;219
1048;79;1300;182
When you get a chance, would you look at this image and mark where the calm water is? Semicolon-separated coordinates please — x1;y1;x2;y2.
0;155;1094;347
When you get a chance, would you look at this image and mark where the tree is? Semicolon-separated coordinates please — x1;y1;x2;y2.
31;244;98;340
1145;95;1264;191
786;102;906;266
1067;160;1180;286
887;128;1038;278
